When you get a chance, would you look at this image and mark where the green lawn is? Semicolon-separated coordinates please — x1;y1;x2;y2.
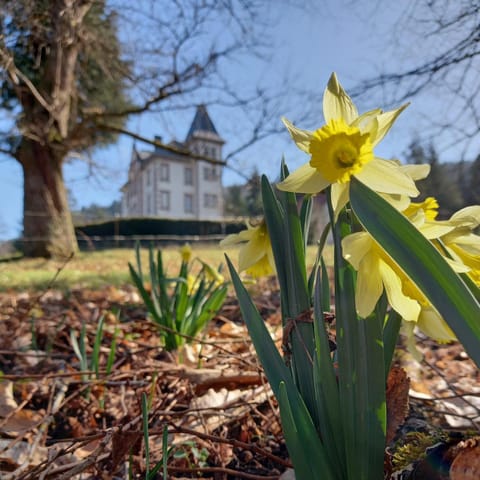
0;245;330;292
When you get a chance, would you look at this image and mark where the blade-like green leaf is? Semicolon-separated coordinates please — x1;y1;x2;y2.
278;382;335;480
226;255;292;396
350;177;480;367
330;197;386;480
312;269;345;476
383;309;402;377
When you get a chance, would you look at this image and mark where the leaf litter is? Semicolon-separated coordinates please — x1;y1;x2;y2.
0;280;479;479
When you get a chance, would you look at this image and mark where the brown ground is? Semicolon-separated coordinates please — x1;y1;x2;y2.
0;281;478;479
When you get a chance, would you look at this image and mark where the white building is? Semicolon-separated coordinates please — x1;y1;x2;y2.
121;105;225;220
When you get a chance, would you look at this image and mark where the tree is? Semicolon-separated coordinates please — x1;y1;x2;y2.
245;167;263;217
352;0;480;158
0;0;301;257
1;0;131;257
224;184;247;217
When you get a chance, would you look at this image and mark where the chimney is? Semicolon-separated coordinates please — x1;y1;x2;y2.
154;135;163;151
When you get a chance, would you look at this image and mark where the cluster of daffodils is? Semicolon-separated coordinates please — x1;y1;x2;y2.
180;243;225;292
224;72;480;346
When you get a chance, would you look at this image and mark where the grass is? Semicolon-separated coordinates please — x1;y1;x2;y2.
0;244;330;292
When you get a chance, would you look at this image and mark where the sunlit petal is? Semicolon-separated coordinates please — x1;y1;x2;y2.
369;104;409;147
277;162;330;193
342;232;373;269
450;205;480;225
282;117;313;154
356;158;420;196
351;108;382;132
420;221;456;239
379;193;411;211
238;234;266;271
417;307;456;343
331;183;349;219
356;251;383;317
400;163;431;181
323;72;358;124
378;260;420;322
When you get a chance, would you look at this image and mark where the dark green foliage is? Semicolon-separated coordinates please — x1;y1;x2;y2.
224;185;247;217
75;217;246;249
224;168;264;217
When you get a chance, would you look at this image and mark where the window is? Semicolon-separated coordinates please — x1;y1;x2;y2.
203;166;217;181
159;163;169;181
158;191;170;211
184;193;194;213
204;193;218;208
184;166;193;185
146;167;151;186
146;193;152;214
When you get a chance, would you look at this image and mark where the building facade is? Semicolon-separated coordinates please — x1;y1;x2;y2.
121;105;225;220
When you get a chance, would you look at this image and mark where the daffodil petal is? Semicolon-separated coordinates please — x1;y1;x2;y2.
378;260;420;322
450;205;480;225
369;104;409;147
379;193;411;211
323;72;358;124
356;251;384;317
401;322;424;361
246;255;273;277
277;162;330;194
417;307;456;343
331;183;349;219
282;117;313;154
355;158;420;196
342;232;373;268
443;256;471;273
420;221;456;239
400;163;431;181
238;233;267;271
351;108;382;132
220;228;253;246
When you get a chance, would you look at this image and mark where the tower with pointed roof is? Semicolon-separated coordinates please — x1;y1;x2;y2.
121;105;225;221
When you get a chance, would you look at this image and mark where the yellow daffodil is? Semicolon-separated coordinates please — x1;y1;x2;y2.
342;198;459;342
220;220;275;277
342;231;420;321
277;73;422;215
180;243;192;263
186;273;197;294
440;205;480;285
199;260;225;286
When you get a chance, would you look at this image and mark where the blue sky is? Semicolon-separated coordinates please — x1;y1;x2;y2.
0;1;475;240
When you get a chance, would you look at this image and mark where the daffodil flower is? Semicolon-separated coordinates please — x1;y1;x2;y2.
277;73;421;215
220;220;275;277
199;260;225;286
440;205;480;285
342;198;460;342
180;243;192;263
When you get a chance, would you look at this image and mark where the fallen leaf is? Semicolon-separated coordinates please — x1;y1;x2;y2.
386;366;410;444
450;437;480;480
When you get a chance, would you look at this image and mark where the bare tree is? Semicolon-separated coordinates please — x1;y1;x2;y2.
351;0;480;158
0;0;300;257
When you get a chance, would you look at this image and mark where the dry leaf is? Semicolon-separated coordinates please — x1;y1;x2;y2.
450;437;480;480
386;366;410;444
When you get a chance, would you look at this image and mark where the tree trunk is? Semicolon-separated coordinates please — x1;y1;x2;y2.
18;139;78;258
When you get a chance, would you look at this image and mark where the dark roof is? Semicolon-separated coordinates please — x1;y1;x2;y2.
186;105;221;141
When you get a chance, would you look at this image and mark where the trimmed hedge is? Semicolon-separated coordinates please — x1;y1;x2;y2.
75;217;246;248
